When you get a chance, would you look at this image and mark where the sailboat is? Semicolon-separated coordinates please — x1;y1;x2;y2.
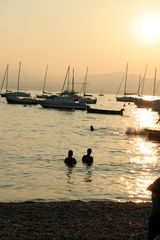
136;64;148;98
36;65;53;99
0;64;12;97
79;67;97;104
56;65;80;102
40;66;87;110
135;68;160;110
116;63;136;102
3;62;31;98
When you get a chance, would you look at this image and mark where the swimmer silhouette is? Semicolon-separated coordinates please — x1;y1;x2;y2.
64;150;77;166
90;125;94;131
82;148;93;166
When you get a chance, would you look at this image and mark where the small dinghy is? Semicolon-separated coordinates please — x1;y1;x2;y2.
87;107;124;116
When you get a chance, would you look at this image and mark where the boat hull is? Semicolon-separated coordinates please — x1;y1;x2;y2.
6;96;38;105
40;98;87;110
134;98;157;108
116;96;135;102
79;97;97;104
145;129;160;141
87;107;124;115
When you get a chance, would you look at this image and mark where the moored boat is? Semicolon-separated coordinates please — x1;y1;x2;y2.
36;65;53;99
78;67;97;104
5;95;38;105
116;96;136;102
79;96;97;104
87;107;124;115
145;128;160;141
116;63;137;103
134;98;160;109
40;96;87;110
1;62;31;98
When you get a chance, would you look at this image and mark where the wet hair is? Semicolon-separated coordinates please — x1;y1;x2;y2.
68;150;73;157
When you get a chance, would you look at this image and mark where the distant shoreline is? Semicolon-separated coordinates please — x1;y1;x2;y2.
0;200;151;239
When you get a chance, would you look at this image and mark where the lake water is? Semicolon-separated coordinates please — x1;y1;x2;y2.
0;92;160;203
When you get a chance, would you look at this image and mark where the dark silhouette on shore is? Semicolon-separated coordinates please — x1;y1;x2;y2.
64;150;77;167
147;177;160;240
82;148;93;166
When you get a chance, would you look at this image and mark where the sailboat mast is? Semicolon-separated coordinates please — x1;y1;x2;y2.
79;67;88;96
6;64;9;92
42;64;48;93
116;72;125;97
72;68;74;92
67;66;70;91
61;65;70;93
136;74;141;96
124;62;128;97
83;67;88;96
153;68;157;97
17;61;21;92
0;64;8;93
140;64;148;96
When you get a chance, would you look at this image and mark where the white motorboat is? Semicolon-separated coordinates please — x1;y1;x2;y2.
40;95;87;110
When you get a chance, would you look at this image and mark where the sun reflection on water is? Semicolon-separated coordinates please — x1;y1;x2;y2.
125;133;159;201
134;108;158;129
125;175;153;202
131;138;158;165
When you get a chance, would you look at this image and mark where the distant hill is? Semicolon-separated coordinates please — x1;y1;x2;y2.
1;70;156;95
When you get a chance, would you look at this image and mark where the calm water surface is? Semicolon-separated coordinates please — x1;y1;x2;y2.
0;93;160;202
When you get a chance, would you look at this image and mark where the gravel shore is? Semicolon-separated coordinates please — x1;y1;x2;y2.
0;200;151;240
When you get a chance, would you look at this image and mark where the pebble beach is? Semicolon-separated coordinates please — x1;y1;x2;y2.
0;200;151;240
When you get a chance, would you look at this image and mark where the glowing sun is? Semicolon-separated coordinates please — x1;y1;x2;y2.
134;15;160;42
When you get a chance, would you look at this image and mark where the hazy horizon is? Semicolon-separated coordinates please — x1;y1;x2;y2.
0;66;158;95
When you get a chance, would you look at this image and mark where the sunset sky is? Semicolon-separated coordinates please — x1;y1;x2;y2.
0;0;160;93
